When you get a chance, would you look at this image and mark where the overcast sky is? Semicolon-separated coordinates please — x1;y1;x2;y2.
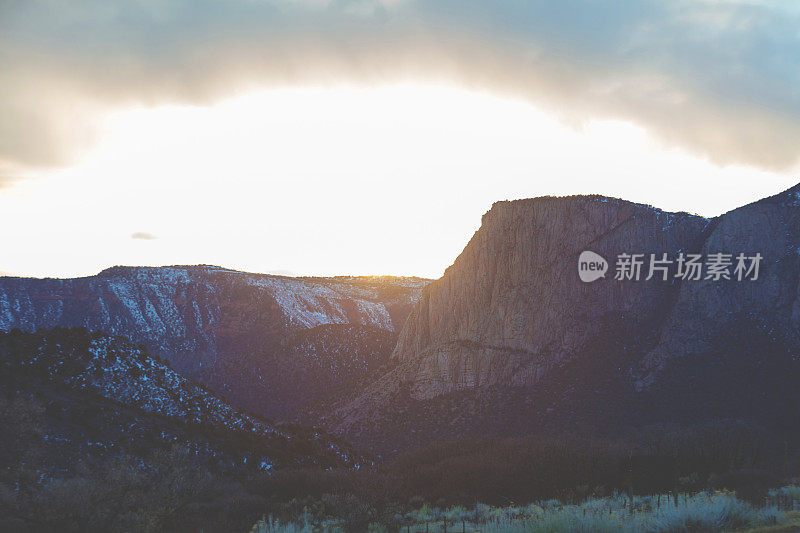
1;0;799;278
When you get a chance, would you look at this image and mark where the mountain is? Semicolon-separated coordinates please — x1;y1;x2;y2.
322;186;800;453
4;187;800;458
0;327;362;470
0;266;429;419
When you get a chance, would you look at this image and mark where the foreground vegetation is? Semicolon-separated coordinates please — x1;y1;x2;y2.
2;331;800;533
2;400;799;532
252;488;800;532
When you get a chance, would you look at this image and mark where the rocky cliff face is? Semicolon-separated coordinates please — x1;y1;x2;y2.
325;187;800;453
633;188;800;387
392;195;711;397
0;265;428;419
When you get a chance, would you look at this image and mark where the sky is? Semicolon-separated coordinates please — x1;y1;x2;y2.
1;0;799;279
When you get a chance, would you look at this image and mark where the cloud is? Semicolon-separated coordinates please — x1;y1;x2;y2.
1;0;800;173
131;232;158;240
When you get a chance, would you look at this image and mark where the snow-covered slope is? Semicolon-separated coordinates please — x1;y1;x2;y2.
0;266;427;364
0;327;362;469
0;266;429;419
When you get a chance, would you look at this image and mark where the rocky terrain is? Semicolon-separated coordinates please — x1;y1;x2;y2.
0;266;428;419
322;185;800;453
0;327;362;470
3;187;800;457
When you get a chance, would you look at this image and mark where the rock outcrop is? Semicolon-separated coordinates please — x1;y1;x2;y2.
392;194;712;397
0;327;364;470
325;187;800;453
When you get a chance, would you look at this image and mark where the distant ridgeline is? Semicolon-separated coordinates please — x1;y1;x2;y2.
0;267;429;420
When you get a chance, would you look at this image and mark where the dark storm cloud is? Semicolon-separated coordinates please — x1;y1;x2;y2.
1;0;800;177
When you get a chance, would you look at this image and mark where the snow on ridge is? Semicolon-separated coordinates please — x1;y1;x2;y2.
250;277;349;328
0;291;16;329
107;265;406;331
19;333;364;468
247;276;395;331
0;265;426;338
69;337;282;439
355;300;393;329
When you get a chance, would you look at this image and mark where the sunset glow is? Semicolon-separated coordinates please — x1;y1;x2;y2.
0;84;794;279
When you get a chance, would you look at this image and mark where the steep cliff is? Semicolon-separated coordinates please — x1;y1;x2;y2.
633;187;800;387
0;266;428;419
392;194;711;396
325;187;800;453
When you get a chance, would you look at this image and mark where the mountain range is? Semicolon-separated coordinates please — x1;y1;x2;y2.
0;267;428;421
2;185;800;457
324;185;800;452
